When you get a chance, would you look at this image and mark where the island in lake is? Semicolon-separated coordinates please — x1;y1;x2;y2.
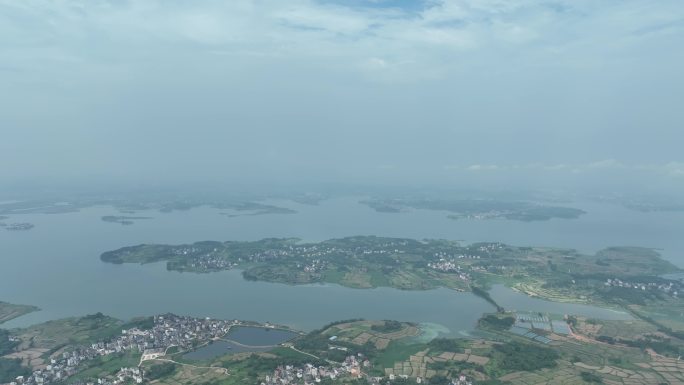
4;223;35;231
360;198;586;221
0;195;299;216
219;202;297;217
101;216;153;225
101;236;684;339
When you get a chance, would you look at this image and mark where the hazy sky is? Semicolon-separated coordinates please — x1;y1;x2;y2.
1;0;683;192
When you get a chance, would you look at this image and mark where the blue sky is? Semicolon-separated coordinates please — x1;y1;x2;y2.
0;0;683;191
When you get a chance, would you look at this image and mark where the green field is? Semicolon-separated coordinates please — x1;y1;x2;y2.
11;312;123;351
66;351;141;383
374;341;425;368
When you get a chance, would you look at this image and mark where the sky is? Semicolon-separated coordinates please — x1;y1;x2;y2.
1;0;683;194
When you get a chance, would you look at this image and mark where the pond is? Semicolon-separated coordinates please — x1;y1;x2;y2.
183;326;299;360
226;326;299;346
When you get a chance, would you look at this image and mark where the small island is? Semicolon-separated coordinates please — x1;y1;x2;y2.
101;216;153;225
0;197;298;216
360;198;586;221
4;223;34;231
219;202;297;218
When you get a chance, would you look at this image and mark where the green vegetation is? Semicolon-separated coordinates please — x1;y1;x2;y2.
487;341;559;374
370;320;403;333
101;236;475;290
596;334;684;358
0;329;19;355
0;301;39;324
580;371;604;383
100;237;681;300
225;352;326;374
67;351;141;383
99;236;684;347
479;314;515;330
374;341;424;369
122;316;155;330
427;338;466;353
0;358;31;383
144;362;177;380
12;312;123;350
8;313;684;385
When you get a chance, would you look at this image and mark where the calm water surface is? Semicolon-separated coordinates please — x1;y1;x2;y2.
226;326;299;346
1;197;682;333
183;341;270;360
183;326;299;360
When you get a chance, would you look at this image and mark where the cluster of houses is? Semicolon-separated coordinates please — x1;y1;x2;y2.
261;354;371;385
426;259;471;281
12;367;142;385
186;255;237;271
472;243;505;253
447;374;473;385
604;278;680;297
9;314;234;385
386;373;472;385
430;247;510;261
107;236;529;280
260;354;476;385
158;238;511;275
297;259;327;273
247;243;409;263
248;245;342;262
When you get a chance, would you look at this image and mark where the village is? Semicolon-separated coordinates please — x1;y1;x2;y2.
604;278;680;297
260;354;474;385
261;354;369;385
4;312;478;385
8;314;235;385
172;239;507;275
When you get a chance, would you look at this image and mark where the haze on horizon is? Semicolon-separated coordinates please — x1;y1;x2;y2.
1;0;683;196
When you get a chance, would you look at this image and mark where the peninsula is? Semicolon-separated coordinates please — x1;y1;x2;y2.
0;301;39;325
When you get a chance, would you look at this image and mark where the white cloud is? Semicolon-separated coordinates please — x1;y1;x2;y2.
587;159;625;169
467;164;501;171
2;0;683;81
363;57;388;70
1;0;683;184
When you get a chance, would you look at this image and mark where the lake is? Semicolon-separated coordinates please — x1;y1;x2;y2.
1;196;681;333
